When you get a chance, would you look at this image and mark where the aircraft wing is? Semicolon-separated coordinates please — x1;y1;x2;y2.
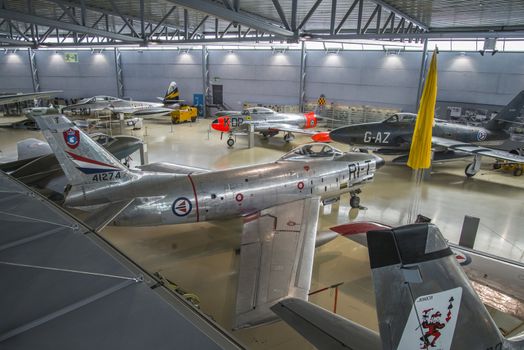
432;136;524;163
0;90;62;105
234;197;320;329
271;298;381;350
253;123;317;135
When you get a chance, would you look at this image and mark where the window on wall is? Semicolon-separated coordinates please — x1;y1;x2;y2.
451;40;478;51
503;40;524;51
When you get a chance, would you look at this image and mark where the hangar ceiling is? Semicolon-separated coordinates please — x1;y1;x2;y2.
0;0;523;47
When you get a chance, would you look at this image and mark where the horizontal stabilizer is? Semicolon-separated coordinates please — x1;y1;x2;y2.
83;199;134;231
271;298;381;350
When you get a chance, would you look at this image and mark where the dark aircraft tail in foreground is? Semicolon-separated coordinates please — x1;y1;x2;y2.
272;223;524;350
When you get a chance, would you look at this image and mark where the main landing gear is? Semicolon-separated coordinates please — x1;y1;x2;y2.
350;189;361;209
284;132;295;143
465;155;481;177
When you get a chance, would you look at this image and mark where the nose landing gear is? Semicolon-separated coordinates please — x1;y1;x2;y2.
350;189;362;209
283;132;295;143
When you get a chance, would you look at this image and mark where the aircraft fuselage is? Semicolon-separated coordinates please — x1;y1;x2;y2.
330;119;509;150
65;154;381;226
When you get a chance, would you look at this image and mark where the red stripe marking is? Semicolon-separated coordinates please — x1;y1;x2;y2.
65;151;118;169
330;222;391;236
187;174;200;222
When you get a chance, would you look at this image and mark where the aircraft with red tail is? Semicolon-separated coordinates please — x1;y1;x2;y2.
211;107;331;146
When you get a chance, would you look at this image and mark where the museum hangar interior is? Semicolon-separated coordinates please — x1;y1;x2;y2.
0;0;524;349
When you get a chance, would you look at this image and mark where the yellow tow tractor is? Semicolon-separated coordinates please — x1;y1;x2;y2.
170;106;198;124
493;161;523;176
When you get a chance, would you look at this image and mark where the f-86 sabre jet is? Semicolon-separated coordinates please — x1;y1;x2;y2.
329;90;524;177
61;81;182;119
211;107;330;147
33;114;383;329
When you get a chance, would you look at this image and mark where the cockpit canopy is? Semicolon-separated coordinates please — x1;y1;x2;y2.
241;107;275;115
384;113;417;123
90;133;115;146
81;96;120;104
279;143;343;161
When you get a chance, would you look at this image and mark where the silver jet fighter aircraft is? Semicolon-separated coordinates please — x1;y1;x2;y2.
61;81;181;119
33;114;384;329
211;107;327;146
329;90;524;177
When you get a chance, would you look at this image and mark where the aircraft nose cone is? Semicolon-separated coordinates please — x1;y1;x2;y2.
374;154;385;169
329;127;347;143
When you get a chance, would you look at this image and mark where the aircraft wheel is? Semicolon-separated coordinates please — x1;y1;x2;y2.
514;167;523;177
493;162;501;170
227;138;235;147
465;163;477;177
350;196;360;209
191;117;197;122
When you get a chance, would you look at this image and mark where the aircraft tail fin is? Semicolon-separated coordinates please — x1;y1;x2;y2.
163;81;181;103
486;90;524;131
367;223;513;350
33;115;130;186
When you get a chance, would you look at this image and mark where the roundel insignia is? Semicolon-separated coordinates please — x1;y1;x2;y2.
297;181;304;190
235;193;244;202
477;130;487;141
172;197;192;217
63;128;80;149
452;249;471;266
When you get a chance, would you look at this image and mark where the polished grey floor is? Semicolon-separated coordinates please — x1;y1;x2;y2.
1;118;523;349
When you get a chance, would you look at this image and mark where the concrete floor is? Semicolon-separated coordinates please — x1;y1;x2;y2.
1;118;523;348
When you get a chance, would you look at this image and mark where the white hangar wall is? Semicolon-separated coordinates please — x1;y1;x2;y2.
0;52;34;93
36;50;118;98
120;50;203;103
208;50;302;109
0;48;523;111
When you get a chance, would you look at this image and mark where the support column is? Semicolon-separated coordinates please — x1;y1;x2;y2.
28;48;40;92
114;47;124;98
415;39;428;110
298;40;307;112
201;45;211;118
248;124;255;148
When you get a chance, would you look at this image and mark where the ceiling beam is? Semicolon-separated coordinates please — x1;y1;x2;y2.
368;0;427;31
0;9;144;42
314;30;524;40
0;36;29;45
46;0;181;34
169;0;294;38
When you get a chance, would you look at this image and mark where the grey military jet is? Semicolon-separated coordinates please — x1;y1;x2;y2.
272;223;524;350
211;107;325;146
329;90;524;177
61;81;181;119
33;114;383;329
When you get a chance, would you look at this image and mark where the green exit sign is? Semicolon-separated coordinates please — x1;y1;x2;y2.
64;52;79;63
